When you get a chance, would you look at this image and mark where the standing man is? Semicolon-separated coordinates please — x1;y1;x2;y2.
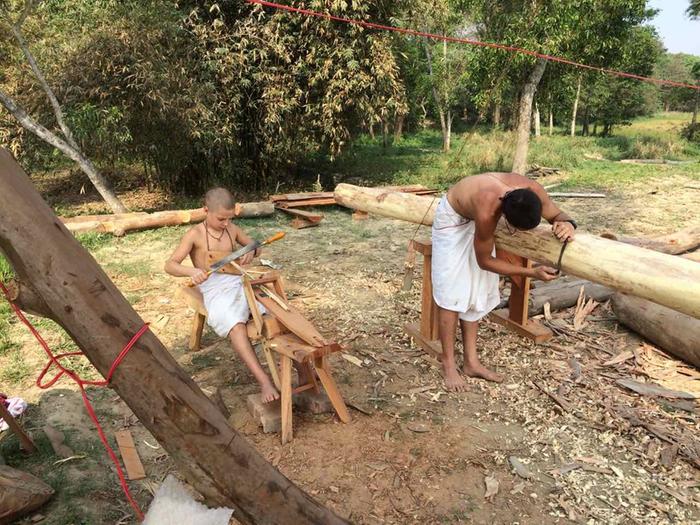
432;172;576;391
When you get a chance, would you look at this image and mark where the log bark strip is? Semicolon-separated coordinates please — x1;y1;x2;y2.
334;184;700;319
0;149;346;525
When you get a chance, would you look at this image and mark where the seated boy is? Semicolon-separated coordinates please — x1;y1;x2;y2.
165;187;279;402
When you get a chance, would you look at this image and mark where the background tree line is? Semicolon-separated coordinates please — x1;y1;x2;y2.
0;0;698;208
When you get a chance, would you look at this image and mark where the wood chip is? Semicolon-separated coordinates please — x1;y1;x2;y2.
406;422;430;433
548;462;582;477
616;378;697;399
341;353;364;367
509;457;535;479
603;351;635;366
484;474;499;501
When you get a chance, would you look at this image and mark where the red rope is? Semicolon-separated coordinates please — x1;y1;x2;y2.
0;280;147;521
247;0;700;91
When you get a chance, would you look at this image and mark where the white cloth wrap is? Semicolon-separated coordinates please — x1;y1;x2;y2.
431;196;500;321
198;272;266;337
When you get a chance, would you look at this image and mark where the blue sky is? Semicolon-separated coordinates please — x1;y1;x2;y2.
649;0;699;55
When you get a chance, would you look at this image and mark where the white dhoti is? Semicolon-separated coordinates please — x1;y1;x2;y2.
431;196;500;321
199;273;266;338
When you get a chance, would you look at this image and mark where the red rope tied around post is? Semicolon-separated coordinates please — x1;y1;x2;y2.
0;280;147;521
247;0;700;92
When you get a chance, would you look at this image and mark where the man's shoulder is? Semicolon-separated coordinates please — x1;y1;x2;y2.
182;223;205;243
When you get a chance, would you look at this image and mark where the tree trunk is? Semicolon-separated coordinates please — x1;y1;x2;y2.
0;149;347;525
582;106;590;136
512;58;547;175
533;102;541;137
0;90;127;214
612;293;700;369
368;121;375;139
548;106;553;136
443;110;452;151
570;74;582;137
6;26;127;214
382;119;389;149
592;122;598;136
394;113;404;141
529;278;613;315
493;102;501;128
333;183;700;318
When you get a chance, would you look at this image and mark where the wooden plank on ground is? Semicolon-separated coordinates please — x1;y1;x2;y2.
276;207;324;223
114;430;146;480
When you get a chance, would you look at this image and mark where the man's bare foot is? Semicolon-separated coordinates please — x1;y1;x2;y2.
260;382;280;403
443;365;468;392
463;362;504;383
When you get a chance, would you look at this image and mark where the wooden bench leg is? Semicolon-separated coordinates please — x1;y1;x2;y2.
280;355;293;444
0;403;36;453
189;313;206;352
314;357;351;423
263;341;281;391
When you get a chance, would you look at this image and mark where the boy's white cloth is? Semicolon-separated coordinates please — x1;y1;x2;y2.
198;272;266;337
431;196;500;321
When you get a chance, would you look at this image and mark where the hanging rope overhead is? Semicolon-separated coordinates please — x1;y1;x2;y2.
246;0;700;91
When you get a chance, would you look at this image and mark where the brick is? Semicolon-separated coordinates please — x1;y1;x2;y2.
247;394;281;433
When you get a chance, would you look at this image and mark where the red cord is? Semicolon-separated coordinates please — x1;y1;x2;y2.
247;0;700;91
0;280;147;521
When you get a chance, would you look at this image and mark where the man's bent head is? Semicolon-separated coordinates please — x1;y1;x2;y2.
501;188;542;230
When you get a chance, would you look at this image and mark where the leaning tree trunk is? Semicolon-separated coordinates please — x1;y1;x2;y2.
333;184;700;319
512;58;547;174
570;74;582;137
0;149;347;525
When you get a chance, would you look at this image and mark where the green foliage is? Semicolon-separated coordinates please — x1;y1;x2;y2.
75;232;111;252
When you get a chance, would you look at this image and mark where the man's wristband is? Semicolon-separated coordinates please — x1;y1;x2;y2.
564;219;578;229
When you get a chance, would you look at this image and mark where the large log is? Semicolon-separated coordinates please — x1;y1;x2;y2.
62;202;275;236
0;149;346;525
529;278;613;315
334;183;700;319
612;293;700;369
601;225;700;255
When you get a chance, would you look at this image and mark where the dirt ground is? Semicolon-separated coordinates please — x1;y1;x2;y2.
1;169;699;524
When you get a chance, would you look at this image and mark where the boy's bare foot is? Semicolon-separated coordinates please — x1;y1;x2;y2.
443;365;468;392
260;382;280;403
463;362;504;383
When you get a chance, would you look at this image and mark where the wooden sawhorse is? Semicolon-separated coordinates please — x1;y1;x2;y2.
177;267;351;444
404;238;552;359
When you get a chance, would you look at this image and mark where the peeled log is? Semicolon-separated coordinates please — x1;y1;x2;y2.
334;184;700;319
62;203;274;236
612;293;700;369
0;149;346;525
529;278;613;315
234;200;275;218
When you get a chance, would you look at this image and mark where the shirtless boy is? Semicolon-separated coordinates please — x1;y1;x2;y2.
432;172;576;391
165;187;279;402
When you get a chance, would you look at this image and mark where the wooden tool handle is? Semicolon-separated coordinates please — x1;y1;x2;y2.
186;270;211;287
261;231;285;246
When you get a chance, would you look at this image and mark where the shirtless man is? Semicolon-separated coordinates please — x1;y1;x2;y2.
432;172;576;391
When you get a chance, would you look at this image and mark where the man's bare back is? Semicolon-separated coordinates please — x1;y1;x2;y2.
447;172;535;223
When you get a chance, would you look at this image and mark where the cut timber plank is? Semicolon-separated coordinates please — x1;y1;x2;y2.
256;295;328;347
314;357;351;423
114;430;146;480
276;207;324;223
280;356;293;444
277;198;337;208
271;192;334;202
291;217;320;229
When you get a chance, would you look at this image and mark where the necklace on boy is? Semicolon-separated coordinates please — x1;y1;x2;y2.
205;222;225;242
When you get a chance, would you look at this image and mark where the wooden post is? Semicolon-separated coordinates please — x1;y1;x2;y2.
489;250;553;343
0;149;347;525
0;402;36;453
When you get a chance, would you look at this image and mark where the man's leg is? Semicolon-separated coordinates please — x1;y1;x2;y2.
228;324;279;402
460;319;503;383
438;306;467;392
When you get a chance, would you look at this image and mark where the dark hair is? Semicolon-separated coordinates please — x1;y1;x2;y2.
204;187;235;211
501;188;542;230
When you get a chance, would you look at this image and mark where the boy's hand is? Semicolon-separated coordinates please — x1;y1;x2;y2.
190;268;209;285
552;221;575;242
531;266;558;282
239;250;255;266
